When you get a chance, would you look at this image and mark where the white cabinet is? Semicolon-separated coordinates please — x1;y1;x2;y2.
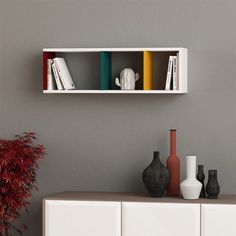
122;202;200;236
201;204;236;236
44;200;121;236
43;193;236;236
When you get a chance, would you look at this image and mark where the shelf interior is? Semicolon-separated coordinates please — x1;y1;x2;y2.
43;49;186;93
55;52;100;90
152;51;178;90
111;52;143;90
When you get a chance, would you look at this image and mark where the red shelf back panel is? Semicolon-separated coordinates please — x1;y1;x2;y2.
43;52;55;90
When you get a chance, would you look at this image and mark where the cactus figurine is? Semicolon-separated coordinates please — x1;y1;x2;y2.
115;68;139;90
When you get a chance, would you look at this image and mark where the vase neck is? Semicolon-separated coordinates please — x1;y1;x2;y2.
198;165;204;174
152;151;160;163
209;170;217;179
186;156;197;179
170;129;176;155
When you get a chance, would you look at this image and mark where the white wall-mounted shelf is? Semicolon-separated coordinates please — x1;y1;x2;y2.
43;47;188;94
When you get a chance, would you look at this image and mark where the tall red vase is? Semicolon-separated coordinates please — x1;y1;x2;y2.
166;129;180;196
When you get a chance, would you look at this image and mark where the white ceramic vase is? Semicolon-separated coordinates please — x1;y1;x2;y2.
180;156;202;200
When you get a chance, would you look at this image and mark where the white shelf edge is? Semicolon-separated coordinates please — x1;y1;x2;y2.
43;90;186;94
43;47;187;53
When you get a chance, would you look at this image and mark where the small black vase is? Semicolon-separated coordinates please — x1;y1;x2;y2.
197;165;206;198
142;151;169;197
206;170;220;199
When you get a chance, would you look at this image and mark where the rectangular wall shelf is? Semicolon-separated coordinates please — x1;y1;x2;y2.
43;47;188;94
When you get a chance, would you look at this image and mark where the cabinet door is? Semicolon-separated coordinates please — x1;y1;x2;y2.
122;202;200;236
201;204;236;236
44;200;121;236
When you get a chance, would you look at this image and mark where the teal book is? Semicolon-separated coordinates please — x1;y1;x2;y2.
100;52;111;90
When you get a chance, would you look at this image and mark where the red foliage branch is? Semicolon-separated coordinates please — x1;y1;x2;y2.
0;132;45;236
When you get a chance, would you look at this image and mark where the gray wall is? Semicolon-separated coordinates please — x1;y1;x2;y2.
0;0;235;235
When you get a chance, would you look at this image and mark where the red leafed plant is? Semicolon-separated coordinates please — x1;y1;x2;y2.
0;132;45;236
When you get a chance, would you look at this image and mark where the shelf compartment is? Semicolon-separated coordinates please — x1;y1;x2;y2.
57;52;100;90
152;51;179;90
111;51;143;90
43;52;55;90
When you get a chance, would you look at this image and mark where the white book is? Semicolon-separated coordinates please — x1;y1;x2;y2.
165;56;173;90
53;58;76;90
176;53;179;90
172;56;177;90
52;63;64;90
47;59;56;90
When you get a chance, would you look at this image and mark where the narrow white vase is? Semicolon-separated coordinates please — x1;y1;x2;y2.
180;156;202;200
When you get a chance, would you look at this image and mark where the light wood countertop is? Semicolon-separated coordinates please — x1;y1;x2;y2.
44;192;236;204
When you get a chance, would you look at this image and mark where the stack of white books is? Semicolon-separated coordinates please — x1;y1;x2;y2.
165;54;179;91
47;58;76;90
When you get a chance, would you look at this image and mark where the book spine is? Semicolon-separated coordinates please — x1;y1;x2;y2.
52;63;64;90
176;53;179;90
172;56;177;90
43;52;55;90
165;56;173;90
143;51;153;90
100;52;111;90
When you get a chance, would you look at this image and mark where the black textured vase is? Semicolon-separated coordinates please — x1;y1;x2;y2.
206;170;220;199
197;165;206;198
142;151;169;197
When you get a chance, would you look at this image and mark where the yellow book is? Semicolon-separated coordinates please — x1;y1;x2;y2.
143;51;153;90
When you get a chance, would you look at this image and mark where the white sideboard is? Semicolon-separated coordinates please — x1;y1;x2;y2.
43;192;236;236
